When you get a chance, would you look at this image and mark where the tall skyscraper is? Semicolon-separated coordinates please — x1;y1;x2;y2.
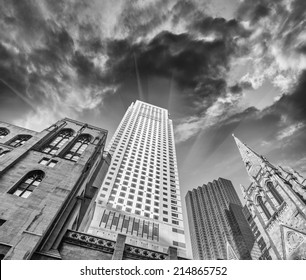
185;177;259;260
89;100;187;258
233;135;306;260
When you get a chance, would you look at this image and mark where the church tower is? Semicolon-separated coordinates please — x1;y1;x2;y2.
233;135;306;260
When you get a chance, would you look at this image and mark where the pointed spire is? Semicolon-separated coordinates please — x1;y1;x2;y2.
232;134;263;168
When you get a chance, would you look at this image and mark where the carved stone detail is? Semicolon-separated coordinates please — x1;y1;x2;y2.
124;245;167;260
64;230;115;253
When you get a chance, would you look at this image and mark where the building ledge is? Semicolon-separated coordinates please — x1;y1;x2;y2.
63;230;115;254
124;244;167;260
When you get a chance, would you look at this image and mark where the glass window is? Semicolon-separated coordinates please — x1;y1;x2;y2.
42;129;74;155
47;160;58;167
39;158;50;165
9;135;32;148
64;134;92;162
10;170;45;198
0;127;9;139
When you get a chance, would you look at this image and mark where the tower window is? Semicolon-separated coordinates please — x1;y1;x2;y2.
267;182;283;205
8;135;32;147
42;129;74;155
39;158;58;167
9;170;45;198
0;127;10;139
257;196;272;220
64;134;92;161
48;160;58;168
0;150;9;157
39;158;50;165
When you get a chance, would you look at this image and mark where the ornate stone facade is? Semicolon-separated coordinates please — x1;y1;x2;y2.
0;118;111;260
233;135;306;259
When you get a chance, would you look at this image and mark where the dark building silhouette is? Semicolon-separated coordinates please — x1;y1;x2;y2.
185;178;261;259
242;205;271;259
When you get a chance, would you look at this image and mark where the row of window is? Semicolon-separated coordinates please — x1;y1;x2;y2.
0;127;92;162
42;129;91;161
0;129;32;147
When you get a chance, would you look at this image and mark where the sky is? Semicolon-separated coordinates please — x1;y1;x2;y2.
1;0;306;207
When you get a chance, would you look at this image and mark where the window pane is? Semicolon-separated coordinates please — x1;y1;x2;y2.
21;191;31;198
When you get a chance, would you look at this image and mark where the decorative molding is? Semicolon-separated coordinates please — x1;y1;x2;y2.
266;202;289;232
286;231;304;254
64;230;115;253
124;245;167;260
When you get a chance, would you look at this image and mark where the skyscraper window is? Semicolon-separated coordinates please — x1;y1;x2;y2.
89;101;186;258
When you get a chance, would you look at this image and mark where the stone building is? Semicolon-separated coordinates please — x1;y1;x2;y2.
0;118;111;259
185;177;260;259
0;118;184;260
233;135;306;260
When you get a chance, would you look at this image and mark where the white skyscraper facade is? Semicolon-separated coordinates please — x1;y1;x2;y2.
88;100;186;257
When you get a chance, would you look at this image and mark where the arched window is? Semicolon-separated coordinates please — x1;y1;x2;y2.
64;134;92;162
0;150;9;157
8;134;32;147
10;170;45;198
42;129;74;155
0;127;10;139
267;181;283;205
257;196;272;220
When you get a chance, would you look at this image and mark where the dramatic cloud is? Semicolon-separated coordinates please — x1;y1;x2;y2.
174;0;306;143
0;0;115;130
1;0;306;199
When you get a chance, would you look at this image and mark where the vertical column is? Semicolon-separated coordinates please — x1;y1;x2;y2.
112;234;126;260
167;246;178;260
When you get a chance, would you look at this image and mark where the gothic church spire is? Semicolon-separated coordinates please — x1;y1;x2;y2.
232;134;264;169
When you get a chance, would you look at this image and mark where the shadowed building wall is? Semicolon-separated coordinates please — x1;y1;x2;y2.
0;118;110;260
185;177;259;259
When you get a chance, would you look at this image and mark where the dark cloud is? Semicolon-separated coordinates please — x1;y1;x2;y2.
8;0;46;37
171;0;206;26
104;26;247;113
236;0;306;56
0;42;28;95
71;51;105;87
191;17;250;39
250;4;270;23
229;81;253;94
116;0;170;40
209;70;306;158
0;1;113;127
195;71;306;165
297;44;306;54
270;70;306;122
235;0;272;23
